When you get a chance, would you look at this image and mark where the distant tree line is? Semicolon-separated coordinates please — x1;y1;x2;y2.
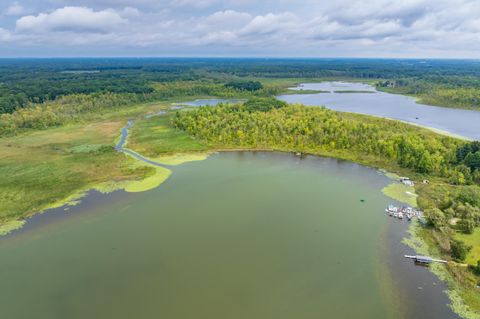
0;81;280;137
377;78;480;109
4;58;480;114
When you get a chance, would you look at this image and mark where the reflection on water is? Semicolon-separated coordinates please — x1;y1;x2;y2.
290;82;376;93
181;98;245;107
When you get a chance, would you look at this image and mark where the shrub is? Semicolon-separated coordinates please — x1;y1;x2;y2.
450;239;472;262
225;80;263;92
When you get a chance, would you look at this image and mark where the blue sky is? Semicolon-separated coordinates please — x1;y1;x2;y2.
1;0;480;58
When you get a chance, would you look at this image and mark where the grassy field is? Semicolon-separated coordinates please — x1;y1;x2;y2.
127;114;207;158
0;99;216;235
0;102;172;232
382;183;418;207
456;229;480;265
0;121;128;219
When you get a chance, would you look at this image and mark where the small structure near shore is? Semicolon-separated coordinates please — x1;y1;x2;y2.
400;176;415;186
404;255;447;265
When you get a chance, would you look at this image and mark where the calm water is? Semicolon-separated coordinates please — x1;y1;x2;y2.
0;152;459;319
181;98;246;107
278;82;480;140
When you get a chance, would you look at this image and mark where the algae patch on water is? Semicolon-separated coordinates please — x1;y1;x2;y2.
382;183;418;207
152;152;210;166
380;171;418;207
124;167;171;193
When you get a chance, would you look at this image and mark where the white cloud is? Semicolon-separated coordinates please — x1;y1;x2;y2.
4;2;28;16
327;0;431;25
16;6;127;33
239;12;298;36
0;28;13;41
121;7;141;18
205;10;250;24
2;0;480;57
198;10;251;32
171;0;220;8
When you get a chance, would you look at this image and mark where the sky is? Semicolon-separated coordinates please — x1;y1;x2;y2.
0;0;480;58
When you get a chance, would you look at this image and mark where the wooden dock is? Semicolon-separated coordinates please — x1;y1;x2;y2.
404;255;447;264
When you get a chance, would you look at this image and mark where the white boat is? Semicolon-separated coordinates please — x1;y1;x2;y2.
387;205;397;212
398;212;404;219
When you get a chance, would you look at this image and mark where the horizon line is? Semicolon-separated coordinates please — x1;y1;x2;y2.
0;56;480;61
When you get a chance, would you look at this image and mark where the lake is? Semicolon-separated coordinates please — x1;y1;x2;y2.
0;152;459;319
278;82;480;140
180;98;246;107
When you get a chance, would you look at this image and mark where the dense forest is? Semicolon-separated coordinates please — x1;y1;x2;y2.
0;81;280;137
3;58;480;113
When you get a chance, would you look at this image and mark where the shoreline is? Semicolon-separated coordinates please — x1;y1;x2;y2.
404;221;480;319
1;146;474;318
0;146;406;237
282;81;478;141
1;92;478;318
0;149;462;319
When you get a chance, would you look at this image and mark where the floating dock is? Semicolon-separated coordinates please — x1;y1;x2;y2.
404;255;447;264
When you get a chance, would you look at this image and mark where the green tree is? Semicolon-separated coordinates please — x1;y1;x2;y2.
244;98;287;112
450;239;472;262
464;151;480;171
472;260;480;275
225;80;263;92
458;218;476;234
425;208;446;229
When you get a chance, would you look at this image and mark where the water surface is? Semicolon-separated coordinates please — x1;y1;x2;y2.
181;98;245;107
0;152;459;319
278;82;480;140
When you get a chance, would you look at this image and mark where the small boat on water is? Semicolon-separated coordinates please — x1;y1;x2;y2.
398;212;404;219
386;205;397;212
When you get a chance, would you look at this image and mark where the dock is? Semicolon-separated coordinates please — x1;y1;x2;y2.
404;255;448;264
385;205;422;220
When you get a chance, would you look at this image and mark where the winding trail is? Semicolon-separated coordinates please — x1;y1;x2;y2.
115;117;172;168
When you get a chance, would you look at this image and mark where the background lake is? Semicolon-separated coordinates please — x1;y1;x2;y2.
278;82;480;140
